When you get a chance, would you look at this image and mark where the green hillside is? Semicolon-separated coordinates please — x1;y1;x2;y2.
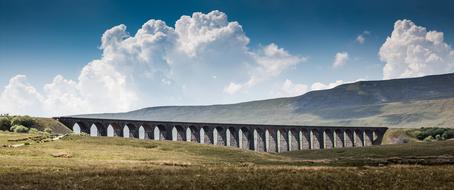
77;73;454;128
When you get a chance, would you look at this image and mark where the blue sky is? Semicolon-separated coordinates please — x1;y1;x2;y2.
1;0;454;116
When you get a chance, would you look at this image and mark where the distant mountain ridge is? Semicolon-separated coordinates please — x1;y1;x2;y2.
75;73;454;128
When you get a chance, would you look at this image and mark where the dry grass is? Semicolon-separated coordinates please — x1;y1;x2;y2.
1;132;454;189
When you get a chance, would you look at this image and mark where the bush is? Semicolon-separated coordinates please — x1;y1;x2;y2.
423;136;433;142
44;128;53;134
10;125;29;133
11;116;35;128
416;127;454;141
0;117;11;131
29;128;39;133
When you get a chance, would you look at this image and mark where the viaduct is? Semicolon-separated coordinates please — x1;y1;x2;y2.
54;117;388;153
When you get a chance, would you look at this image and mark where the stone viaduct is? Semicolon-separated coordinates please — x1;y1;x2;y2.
54;117;388;153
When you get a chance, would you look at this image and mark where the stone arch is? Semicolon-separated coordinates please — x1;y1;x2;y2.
122;124;138;138
311;129;322;149
335;129;344;148
107;124;115;137
254;128;266;152
72;122;89;134
268;128;278;152
140;124;153;139
278;128;289;152
123;125;130;138
199;127;205;144
324;129;334;149
172;125;186;141
154;125;167;140
109;123;123;137
289;128;299;151
188;126;199;142
138;126;146;139
202;126;213;144
228;127;238;147
239;127;250;150
344;129;354;147
354;129;364;147
89;122;105;137
301;128;310;150
214;127;226;146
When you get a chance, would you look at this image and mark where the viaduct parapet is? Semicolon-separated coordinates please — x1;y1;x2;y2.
54;117;388;152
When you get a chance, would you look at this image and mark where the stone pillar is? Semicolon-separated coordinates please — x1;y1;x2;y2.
239;127;250;150
203;126;213;144
215;127;225;146
265;129;270;152
188;126;199;142
301;129;310;149
324;129;334;149
344;129;354;147
289;129;299;151
228;127;238;147
267;129;278;152
278;129;288;152
334;129;344;148
255;128;266;152
354;129;364;147
311;129;322;149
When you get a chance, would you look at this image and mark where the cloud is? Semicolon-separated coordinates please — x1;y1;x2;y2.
223;82;243;95
278;79;309;97
356;31;370;44
332;52;349;68
0;10;304;116
379;19;454;79
277;78;364;97
0;75;44;115
240;43;305;88
311;80;346;91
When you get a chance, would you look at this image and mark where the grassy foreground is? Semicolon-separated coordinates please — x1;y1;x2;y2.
0;132;454;189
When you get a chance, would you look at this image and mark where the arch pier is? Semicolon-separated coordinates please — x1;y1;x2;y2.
55;117;387;153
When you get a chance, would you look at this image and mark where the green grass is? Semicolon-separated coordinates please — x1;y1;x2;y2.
1;132;454;189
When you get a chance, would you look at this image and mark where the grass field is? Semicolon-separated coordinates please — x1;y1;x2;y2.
1;131;454;189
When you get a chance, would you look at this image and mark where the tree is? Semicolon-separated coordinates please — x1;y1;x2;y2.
11;116;35;128
0;117;11;131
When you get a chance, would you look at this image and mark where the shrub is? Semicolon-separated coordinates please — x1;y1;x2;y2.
10;125;29;133
0;117;11;131
415;127;454;141
29;128;39;133
44;128;53;134
11;116;35;128
423;136;433;142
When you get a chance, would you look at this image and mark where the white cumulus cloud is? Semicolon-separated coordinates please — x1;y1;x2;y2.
311;80;346;91
0;10;304;116
356;31;370;44
379;19;454;79
332;52;349;68
278;79;309;97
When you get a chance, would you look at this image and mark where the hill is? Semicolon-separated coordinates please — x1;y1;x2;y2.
76;73;454;128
